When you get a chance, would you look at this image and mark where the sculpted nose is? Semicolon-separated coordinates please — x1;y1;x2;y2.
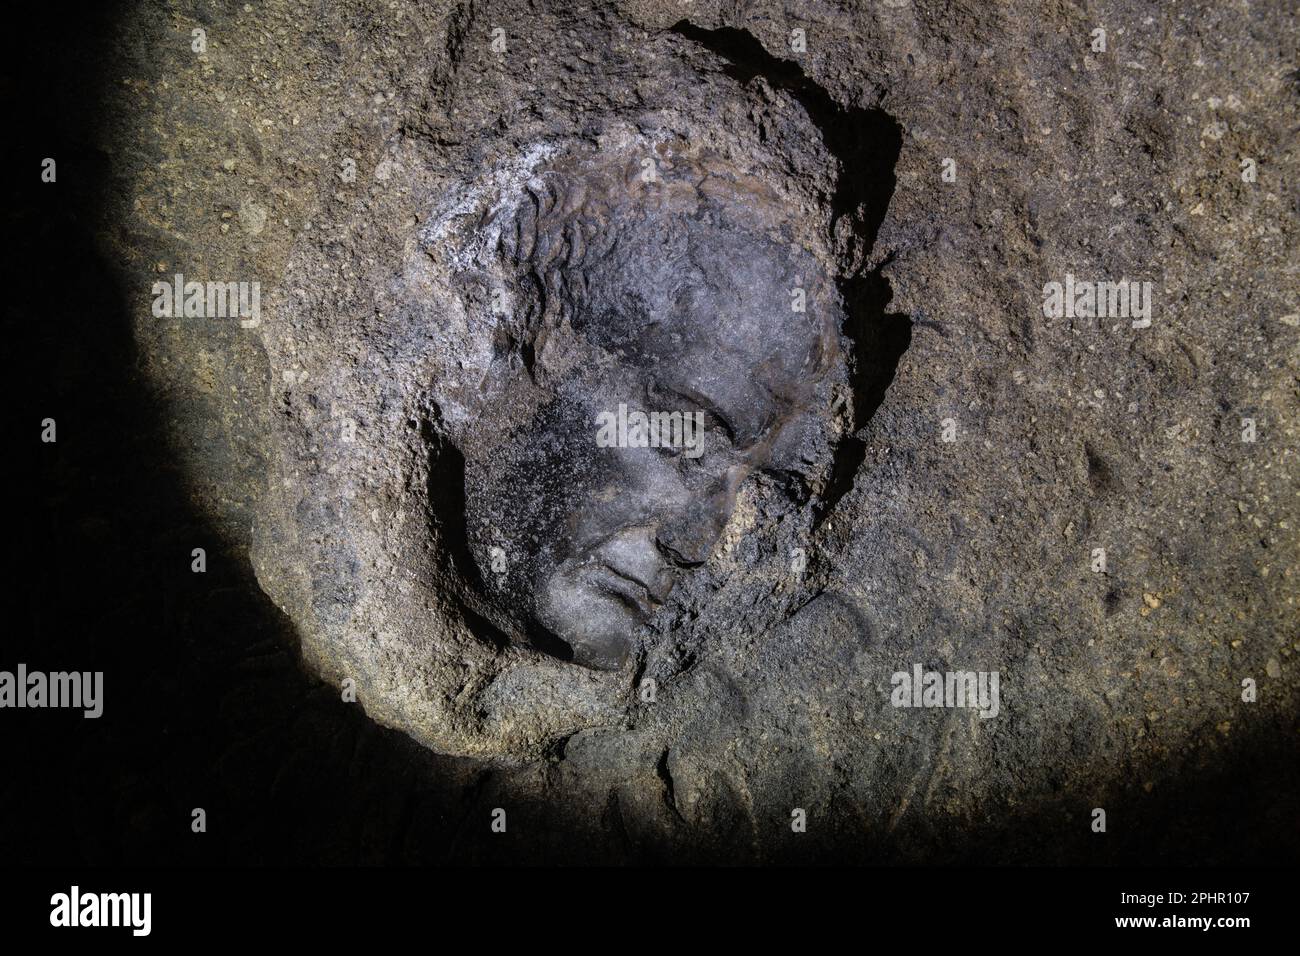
654;470;743;567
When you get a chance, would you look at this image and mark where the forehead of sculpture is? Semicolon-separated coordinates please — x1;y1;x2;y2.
500;145;828;265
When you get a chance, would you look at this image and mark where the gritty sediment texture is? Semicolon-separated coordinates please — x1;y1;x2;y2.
82;0;1300;862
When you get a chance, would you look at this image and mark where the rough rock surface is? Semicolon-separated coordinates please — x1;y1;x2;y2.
70;0;1300;862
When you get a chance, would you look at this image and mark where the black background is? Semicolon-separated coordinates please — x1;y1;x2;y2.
4;0;1297;897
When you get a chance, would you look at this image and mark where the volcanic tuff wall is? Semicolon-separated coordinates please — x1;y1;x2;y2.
100;0;1299;862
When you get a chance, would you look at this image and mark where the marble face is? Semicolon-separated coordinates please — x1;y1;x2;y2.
453;153;844;668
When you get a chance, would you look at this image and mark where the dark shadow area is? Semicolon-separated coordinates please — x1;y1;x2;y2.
669;22;912;524
423;418;574;661
829;268;913;524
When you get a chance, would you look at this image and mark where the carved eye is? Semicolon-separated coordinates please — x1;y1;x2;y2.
646;379;736;446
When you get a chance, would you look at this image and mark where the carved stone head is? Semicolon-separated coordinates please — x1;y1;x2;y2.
430;144;846;667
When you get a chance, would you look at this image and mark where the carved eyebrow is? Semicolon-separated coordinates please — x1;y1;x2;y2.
648;379;736;443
